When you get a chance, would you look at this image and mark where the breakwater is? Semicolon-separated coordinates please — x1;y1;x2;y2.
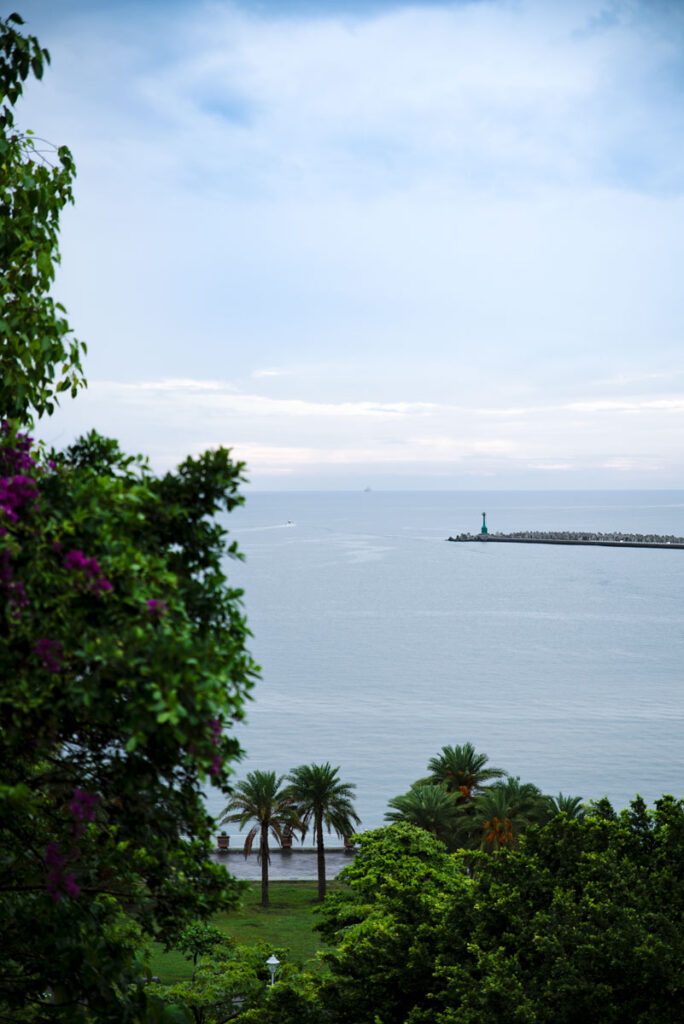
447;531;684;549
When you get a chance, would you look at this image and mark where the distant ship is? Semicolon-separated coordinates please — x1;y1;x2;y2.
363;486;372;493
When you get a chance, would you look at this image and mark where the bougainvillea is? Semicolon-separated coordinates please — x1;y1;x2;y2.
0;424;258;1021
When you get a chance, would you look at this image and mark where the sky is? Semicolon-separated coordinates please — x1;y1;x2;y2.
14;0;684;489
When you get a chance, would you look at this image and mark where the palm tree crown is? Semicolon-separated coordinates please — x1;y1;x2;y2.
385;784;463;849
220;770;298;906
474;777;547;851
546;792;586;821
286;762;360;900
426;742;506;801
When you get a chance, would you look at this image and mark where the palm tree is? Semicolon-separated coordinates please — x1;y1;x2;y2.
425;742;506;802
286;763;360;900
385;784;463;849
219;770;298;906
474;777;547;851
545;792;586;821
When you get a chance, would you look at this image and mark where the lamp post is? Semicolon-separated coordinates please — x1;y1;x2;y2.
266;954;280;987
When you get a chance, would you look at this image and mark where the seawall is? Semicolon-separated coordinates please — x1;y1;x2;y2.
447;532;684;549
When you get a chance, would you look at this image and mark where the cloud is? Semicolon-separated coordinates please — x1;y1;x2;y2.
19;0;684;488
96;379;437;419
252;368;296;378
121;378;234;391
36;373;684;488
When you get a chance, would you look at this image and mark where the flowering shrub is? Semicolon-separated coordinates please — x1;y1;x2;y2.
0;427;257;1017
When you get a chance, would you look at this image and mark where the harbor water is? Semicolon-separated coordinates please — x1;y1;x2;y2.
207;490;684;872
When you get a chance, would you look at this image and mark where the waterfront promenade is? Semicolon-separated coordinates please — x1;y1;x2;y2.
210;846;356;881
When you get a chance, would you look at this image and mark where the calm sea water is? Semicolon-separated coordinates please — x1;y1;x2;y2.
206;491;684;833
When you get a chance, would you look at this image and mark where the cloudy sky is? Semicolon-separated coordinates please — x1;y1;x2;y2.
17;0;684;489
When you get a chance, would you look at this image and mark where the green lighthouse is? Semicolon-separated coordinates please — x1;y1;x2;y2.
481;512;488;535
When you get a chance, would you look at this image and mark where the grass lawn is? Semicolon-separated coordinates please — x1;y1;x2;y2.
149;880;334;983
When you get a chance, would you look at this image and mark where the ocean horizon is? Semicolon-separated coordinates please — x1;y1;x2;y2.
206;489;684;836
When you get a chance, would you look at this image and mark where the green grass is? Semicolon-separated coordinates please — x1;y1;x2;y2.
149;881;334;984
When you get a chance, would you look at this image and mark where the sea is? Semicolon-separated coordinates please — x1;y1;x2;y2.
204;490;684;837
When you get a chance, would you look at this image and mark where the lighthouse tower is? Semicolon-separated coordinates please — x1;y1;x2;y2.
481;512;488;535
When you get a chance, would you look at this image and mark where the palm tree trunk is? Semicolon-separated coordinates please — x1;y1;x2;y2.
316;816;326;901
261;822;269;907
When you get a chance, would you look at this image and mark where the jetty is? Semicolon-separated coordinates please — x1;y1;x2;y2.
448;530;684;549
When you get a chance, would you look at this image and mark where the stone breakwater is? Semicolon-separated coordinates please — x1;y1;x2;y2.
447;531;684;549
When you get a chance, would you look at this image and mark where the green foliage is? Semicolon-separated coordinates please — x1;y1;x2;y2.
285;762;360;900
235;969;321;1024
152;939;319;1024
424;742;506;800
545;791;586;820
152;941;268;1024
220;771;299;907
150;882;335;984
392;742;580;852
0;427;257;1020
385;783;463;848
314;801;684;1023
474;776;548;850
316;823;469;1023
0;13;86;421
176;924;235;981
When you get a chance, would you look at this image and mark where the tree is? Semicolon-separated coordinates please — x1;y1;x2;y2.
1;428;257;1021
313;800;684;1024
220;771;298;907
545;791;586;820
474;776;547;851
152;938;292;1024
285;762;360;901
425;742;506;801
0;13;86;422
385;783;463;849
315;823;469;1023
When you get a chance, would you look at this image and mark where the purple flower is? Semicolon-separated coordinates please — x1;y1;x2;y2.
64;549;88;571
69;789;99;823
35;637;63;673
0;474;39;521
64;549;112;596
7;579;27;618
210;754;222;777
47;870;80;902
146;598;167;617
44;842;80;901
44;842;66;869
208;718;221;746
0;424;36;475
